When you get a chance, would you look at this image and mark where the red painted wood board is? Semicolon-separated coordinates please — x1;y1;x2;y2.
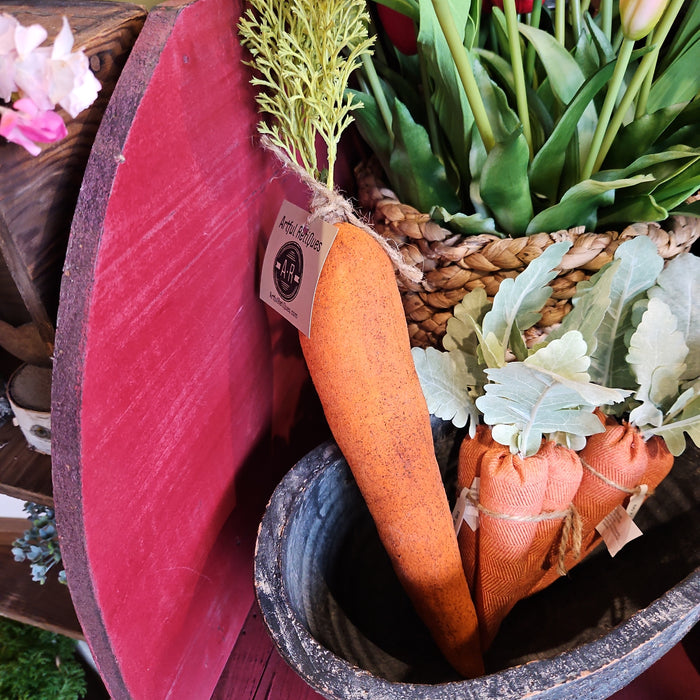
52;0;324;697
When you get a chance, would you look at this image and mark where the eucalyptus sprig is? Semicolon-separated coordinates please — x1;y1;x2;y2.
238;0;374;190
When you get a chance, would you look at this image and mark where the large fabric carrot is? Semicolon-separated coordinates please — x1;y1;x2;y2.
299;222;484;678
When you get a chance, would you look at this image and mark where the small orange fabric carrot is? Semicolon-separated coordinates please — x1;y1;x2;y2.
456;425;503;592
530;413;649;594
300;222;484;678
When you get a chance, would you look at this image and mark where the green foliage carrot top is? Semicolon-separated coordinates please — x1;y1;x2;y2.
354;1;700;236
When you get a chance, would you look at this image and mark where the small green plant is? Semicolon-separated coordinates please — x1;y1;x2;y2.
11;502;65;585
0;617;86;700
237;0;374;189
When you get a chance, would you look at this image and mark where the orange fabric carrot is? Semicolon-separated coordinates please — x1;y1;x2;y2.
456;425;503;592
464;435;549;649
530;413;649;594
299;222;484;678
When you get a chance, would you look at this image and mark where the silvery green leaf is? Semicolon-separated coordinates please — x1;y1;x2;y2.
629;401;664;430
544;259;620;354
481;331;507;368
482;241;572;351
443;287;490;354
546;431;588;452
476;362;606;457
645;394;700;456
525;331;631;407
626;298;688;426
492;423;519;453
667;379;700;420
525;331;590;381
589;237;664;387
412;347;479;433
648;253;700;380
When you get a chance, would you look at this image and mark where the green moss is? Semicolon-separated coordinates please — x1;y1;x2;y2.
0;618;86;700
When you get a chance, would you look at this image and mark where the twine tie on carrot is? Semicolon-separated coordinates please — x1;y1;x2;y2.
465;491;582;576
261;135;423;285
579;456;652;500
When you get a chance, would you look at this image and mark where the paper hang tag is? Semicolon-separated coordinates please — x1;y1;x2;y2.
260;200;339;337
595;505;644;557
625;484;649;520
452;478;480;536
452;488;469;536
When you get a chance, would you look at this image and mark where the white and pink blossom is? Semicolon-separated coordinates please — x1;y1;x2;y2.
0;12;100;154
0;97;67;155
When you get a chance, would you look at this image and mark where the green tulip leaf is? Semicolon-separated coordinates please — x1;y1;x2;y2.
529;59;618;202
431;206;499;235
649;36;700;112
518;21;598;161
373;0;419;22
606;102;689;169
418;0;474;185
597;194;668;227
525;175;654;234
481;128;533;235
389;98;461;213
346;89;393;175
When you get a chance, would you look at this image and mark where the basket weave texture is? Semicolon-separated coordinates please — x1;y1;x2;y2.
356;160;700;349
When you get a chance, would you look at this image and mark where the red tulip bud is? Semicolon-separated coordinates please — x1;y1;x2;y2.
484;0;540;13
376;4;418;55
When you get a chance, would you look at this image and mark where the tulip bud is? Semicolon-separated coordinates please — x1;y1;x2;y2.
484;0;541;13
376;5;417;55
619;0;670;41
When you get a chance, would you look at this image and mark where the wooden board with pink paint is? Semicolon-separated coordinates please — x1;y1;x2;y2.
51;0;326;697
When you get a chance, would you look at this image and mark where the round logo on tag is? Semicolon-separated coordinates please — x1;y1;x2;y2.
273;241;304;302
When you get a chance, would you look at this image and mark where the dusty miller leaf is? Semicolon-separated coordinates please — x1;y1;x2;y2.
476;361;605;457
645;393;700;456
543;259;620;354
482;241;572;359
412;347;479;433
524;331;631;407
627;297;688;430
588;236;664;388
443;287;491;354
647;253;700;381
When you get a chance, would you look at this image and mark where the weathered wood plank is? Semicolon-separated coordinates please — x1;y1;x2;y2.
0;543;83;640
0;420;53;506
212;600;324;700
0;1;147;360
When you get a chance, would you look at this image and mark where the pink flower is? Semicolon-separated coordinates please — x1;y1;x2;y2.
0;97;67;155
619;0;670;40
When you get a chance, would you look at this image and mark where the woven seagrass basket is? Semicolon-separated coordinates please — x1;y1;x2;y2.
355;160;700;350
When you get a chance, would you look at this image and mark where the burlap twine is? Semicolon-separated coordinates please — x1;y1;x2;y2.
466;489;583;577
356;159;700;349
580;456;652;501
261;136;423;285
